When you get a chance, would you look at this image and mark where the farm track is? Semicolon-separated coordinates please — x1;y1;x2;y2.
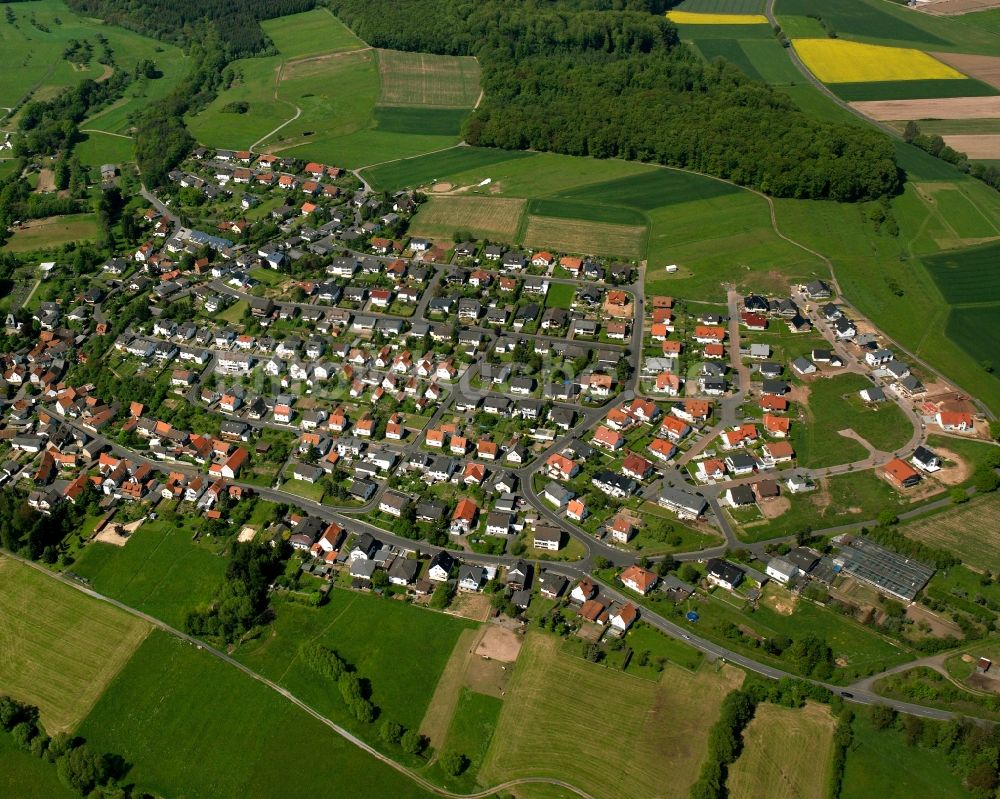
4;551;597;799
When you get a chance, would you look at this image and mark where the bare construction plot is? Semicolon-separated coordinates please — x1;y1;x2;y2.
943;134;1000;157
852;95;1000;120
933;52;1000;89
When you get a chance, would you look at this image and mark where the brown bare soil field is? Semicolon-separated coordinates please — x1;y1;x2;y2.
933;52;1000;88
851;96;1000;120
920;0;1000;15
943;134;1000;158
475;625;522;662
35;169;55;193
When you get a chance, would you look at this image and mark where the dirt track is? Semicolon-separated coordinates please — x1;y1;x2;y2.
943;134;1000;158
851;95;1000;120
933;52;1000;89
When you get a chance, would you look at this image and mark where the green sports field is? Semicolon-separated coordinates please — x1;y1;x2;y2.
69;516;228;630
80;631;436;799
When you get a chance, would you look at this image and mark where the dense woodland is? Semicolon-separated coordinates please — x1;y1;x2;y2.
328;0;900;201
66;0;317;57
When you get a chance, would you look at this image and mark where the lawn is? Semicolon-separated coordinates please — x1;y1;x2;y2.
73;130;134;166
841;715;972;799
408;195;525;242
623;622;705;673
0;733;77;799
234;588;476;733
376;49;481;108
727;702;835;799
544;283;575;310
792;372;913;467
0;556;150;733
479;632;743;799
6;214;100;253
69;516;228;630
261;8;365;59
79;630;436;799
792;39;964;84
521;215;646;259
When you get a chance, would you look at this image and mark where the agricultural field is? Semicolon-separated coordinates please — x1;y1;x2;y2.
946;305;1000;369
0;734;77;799
362;147;535;192
408;195;525;242
479;632;743;799
933;52;1000;90
234;588;476;733
841;715;973;799
438;688;503;779
521;215;646;259
0;556;149;733
69;516;228;631
676;0;766;11
942;134;1000;158
5;213;99;253
791;373;914;468
695;37;802;84
694;38;764;80
0;0;187;110
80;631;436;799
727;702;835;799
792;39;965;84
260;8;365;59
831;78;998;102
903;493;1000;573
376;49;481;108
923;241;1000;303
667;10;768;24
852;96;1000;121
373;106;469;136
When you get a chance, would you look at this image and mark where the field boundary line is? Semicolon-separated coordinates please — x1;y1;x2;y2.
2;550;596;799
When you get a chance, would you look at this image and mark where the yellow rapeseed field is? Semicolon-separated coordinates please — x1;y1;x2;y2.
666;11;768;24
792;38;966;83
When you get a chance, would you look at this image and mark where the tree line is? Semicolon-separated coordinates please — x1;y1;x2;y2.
327;0;901;201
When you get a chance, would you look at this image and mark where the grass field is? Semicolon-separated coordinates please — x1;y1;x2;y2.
73;130;134;165
668;10;768;23
373;106;469;136
261;8;364;59
792;39;964;84
362;147;535;191
522;215;646;259
555;168;741;210
791;373;913;468
6;213;99;253
408;195;525;241
234;588;476;733
923;241;1000;304
695;38;762;80
544;283;575;309
903;492;1000;573
80;630;435;799
0;734;76;799
623;623;705;673
841;715;972;799
832;78;999;102
526;198;647;226
727;702;835;799
439;689;502;778
479;632;742;799
694;37;802;84
377;49;481;108
69;517;228;630
0;0;187;110
0;556;149;732
946;305;1000;370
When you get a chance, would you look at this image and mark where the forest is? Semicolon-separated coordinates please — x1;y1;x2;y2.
66;0;318;57
328;0;900;201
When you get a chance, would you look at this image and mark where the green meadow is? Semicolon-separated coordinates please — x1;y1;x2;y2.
261;7;365;59
80;631;436;799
